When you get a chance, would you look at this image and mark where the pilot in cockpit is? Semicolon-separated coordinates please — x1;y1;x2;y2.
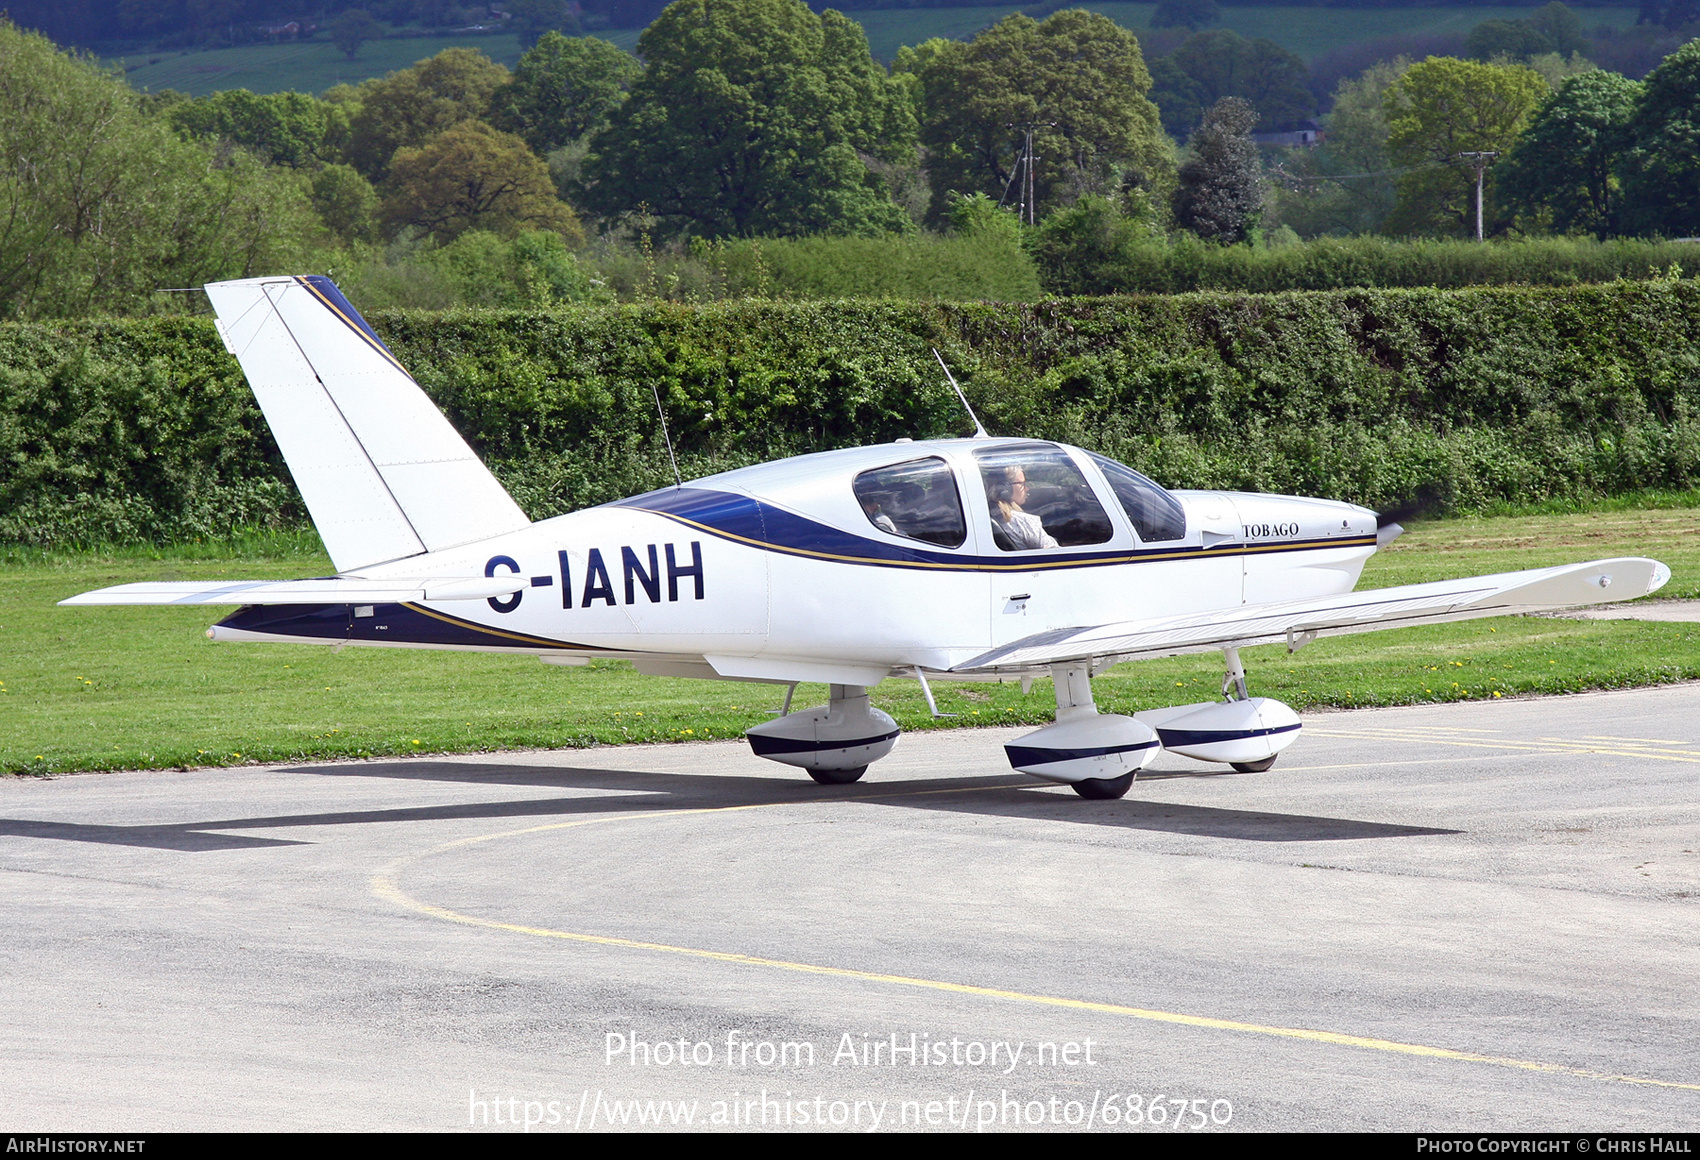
986;465;1058;550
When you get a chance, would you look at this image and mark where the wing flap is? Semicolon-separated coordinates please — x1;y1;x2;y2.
951;557;1671;673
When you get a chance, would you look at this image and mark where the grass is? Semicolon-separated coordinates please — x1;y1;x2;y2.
4;503;1698;777
1095;3;1636;63
115;32;532;96
108;5;1644;97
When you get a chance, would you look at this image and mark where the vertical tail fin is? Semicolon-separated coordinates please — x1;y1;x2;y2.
205;275;530;572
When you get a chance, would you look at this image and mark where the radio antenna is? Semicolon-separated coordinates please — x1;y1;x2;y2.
932;349;989;438
650;381;683;489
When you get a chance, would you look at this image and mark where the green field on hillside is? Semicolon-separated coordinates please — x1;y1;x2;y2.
5;504;1698;776
113;4;1642;96
116;32;532;96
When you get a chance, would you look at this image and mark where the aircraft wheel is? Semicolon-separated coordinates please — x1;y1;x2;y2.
1231;757;1278;773
808;766;867;785
1071;773;1135;800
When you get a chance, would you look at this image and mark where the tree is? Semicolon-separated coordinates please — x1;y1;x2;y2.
1028;192;1161;294
1618;39;1700;236
1172;96;1262;243
581;0;916;238
1149;29;1314;137
311;163;382;245
330;9;384;60
1150;0;1219;32
426;229;612;306
1382;56;1548;237
507;0;582;50
1525;3;1591;57
343;48;512;180
918;10;1170;224
1466;20;1556;63
381;120;582;242
1499;69;1641;237
0;20;321;319
1272;57;1409;237
1636;0;1700;30
489;32;642;155
1520;50;1600;89
165;89;333;168
1468;4;1590;62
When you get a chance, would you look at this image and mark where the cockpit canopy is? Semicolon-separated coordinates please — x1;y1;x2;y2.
849;441;1186;551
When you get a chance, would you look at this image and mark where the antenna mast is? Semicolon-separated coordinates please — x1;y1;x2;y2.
650;381;683;488
932;349;988;438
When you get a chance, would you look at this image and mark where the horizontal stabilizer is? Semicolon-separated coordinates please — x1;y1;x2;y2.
59;576;528;607
205;275;529;572
952;557;1671;673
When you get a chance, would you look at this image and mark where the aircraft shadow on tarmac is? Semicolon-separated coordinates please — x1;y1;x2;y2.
0;759;1459;850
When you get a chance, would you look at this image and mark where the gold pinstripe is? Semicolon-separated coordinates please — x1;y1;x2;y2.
628;505;1377;573
402;601;596;650
295;276;414;378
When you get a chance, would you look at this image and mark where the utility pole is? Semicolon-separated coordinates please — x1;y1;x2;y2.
1001;121;1055;227
1457;151;1499;242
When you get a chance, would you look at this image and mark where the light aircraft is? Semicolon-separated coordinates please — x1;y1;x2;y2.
64;276;1671;799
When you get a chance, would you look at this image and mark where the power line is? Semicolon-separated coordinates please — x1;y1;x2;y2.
1267;160;1450;184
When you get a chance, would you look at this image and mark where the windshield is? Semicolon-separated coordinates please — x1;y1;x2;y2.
1088;452;1187;543
974;444;1113;551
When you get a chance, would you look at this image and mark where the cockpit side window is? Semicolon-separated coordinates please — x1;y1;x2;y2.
974;445;1114;551
852;457;967;548
1089;452;1187;543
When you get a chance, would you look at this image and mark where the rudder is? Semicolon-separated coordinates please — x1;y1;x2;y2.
205;275;529;572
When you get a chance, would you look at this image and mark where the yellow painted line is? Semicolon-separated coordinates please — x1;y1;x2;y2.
1273;755;1541;773
1306;729;1700;764
1540;737;1700;757
1583;735;1690;745
371;795;1700;1094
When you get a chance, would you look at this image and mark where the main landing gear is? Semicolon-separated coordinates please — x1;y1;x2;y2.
744;684;898;784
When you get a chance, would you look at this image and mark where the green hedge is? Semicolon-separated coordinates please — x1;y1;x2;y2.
4;280;1698;545
1032;229;1700;297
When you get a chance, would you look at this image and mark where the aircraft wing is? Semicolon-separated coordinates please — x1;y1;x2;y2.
58;576;528;606
951;557;1671;674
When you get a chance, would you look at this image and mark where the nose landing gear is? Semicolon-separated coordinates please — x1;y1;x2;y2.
1135;648;1302;772
1005;648;1303;798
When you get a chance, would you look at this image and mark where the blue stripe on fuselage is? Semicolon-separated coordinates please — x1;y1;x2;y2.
215;601;599;650
612;487;1374;573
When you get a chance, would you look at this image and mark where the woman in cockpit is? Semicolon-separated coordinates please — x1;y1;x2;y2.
987;465;1058;550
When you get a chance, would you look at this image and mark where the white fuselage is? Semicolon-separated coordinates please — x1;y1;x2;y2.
212;438;1380;683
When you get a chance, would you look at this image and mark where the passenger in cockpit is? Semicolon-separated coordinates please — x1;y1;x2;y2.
859;493;898;535
987;465;1058;550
